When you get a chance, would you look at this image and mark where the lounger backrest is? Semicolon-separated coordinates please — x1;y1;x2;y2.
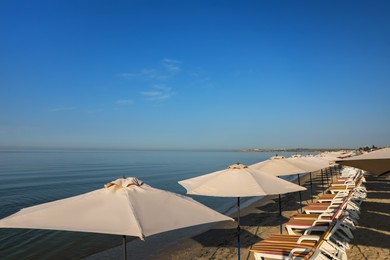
301;220;338;259
302;216;349;260
331;192;352;220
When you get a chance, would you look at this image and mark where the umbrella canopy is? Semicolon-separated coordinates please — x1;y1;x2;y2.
250;158;309;177
179;163;306;260
318;155;340;162
250;158;312;229
336;148;390;176
285;157;330;172
0;177;233;239
251;157;327;214
285;156;332;205
320;150;353;158
179;163;306;197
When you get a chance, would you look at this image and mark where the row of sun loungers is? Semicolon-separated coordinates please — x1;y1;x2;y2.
250;167;366;260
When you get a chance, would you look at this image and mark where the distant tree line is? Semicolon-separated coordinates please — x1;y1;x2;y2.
358;145;378;152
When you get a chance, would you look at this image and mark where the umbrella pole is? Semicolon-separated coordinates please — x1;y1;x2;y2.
122;235;127;260
237;197;241;260
278;194;282;234
321;169;324;194
309;172;313;202
297;174;302;213
325;168;329;188
329;167;333;184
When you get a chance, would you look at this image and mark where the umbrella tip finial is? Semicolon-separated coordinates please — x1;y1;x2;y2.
228;163;248;169
105;177;144;189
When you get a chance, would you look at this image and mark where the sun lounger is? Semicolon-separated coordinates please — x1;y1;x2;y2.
287;200;350;232
285;218;332;235
317;193;344;203
303;203;340;214
251;166;366;260
251;220;350;260
290;213;332;220
304;196;361;223
328;186;355;194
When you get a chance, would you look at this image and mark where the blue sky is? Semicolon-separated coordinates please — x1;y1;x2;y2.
1;1;389;150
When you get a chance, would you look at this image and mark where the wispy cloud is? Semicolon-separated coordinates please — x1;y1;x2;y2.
50;107;76;112
140;85;175;101
118;69;169;80
119;59;182;81
162;59;181;73
116;99;134;105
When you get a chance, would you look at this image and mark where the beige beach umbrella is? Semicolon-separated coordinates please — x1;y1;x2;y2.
0;177;233;260
250;157;309;176
286;157;330;172
179;163;306;196
316;155;343;164
287;156;331;181
336;147;390;176
312;155;346;188
321;150;353;159
179;163;306;260
285;156;331;203
250;157;316;227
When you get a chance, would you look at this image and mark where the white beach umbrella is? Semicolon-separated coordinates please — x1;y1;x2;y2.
250;157;309;176
287;156;331;182
0;177;233;259
285;156;331;203
250;157;314;229
312;155;345;189
179;163;306;260
336;147;390;176
286;157;330;172
320;150;353;159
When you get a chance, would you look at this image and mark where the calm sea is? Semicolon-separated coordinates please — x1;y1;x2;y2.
0;150;302;259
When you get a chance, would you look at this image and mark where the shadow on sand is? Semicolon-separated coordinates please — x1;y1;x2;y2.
349;174;390;251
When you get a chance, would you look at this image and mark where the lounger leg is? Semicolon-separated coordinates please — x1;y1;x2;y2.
286;225;299;235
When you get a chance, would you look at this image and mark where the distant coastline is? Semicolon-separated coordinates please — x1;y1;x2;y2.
240;148;353;153
0;146;354;153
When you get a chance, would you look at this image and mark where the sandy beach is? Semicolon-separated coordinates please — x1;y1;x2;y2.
346;174;390;259
89;169;390;260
